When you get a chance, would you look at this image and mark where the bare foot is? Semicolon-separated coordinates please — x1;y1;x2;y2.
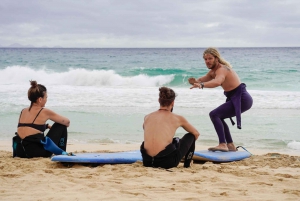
227;143;237;152
208;144;229;152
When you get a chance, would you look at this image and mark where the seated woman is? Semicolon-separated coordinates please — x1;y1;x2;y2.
13;80;70;158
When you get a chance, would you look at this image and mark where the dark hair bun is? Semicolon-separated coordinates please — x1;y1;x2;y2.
30;80;38;88
27;81;47;111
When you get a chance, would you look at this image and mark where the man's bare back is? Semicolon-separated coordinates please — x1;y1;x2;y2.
144;110;182;156
143;100;199;156
141;86;200;168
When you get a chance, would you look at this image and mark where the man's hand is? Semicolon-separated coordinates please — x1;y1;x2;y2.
190;83;200;89
188;77;198;85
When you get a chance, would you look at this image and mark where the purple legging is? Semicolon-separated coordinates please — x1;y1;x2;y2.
209;91;253;144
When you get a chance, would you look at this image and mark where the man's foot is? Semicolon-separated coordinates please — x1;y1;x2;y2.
208;144;229;152
227;143;237;152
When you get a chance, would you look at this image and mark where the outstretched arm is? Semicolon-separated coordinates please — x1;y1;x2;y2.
188;72;213;85
190;68;226;89
196;73;213;83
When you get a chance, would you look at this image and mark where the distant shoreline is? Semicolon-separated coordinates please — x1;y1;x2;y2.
1;46;300;49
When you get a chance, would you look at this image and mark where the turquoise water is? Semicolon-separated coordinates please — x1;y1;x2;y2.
1;48;300;153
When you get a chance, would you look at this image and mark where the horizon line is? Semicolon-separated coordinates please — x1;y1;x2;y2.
1;46;300;49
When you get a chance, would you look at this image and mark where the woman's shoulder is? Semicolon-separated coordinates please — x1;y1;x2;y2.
19;107;29;113
42;107;55;114
42;108;64;118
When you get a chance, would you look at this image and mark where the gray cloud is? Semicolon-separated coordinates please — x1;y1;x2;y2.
0;0;299;47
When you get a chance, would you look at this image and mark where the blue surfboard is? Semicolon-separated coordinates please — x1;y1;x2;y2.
193;150;251;162
51;149;251;164
51;150;142;164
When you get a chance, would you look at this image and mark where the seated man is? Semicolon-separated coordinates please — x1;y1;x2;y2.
140;87;200;169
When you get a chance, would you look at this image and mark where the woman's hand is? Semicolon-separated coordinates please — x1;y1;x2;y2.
46;124;52;129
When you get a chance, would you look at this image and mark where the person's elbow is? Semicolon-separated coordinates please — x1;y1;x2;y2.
210;80;222;87
215;82;222;87
193;130;200;140
214;78;224;86
64;119;70;127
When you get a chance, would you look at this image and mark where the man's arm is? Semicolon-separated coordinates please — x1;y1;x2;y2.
179;116;200;140
188;72;213;85
196;73;213;83
190;68;226;89
201;68;226;88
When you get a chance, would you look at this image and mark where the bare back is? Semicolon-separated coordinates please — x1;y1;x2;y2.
17;107;49;139
143;110;199;156
17;106;70;139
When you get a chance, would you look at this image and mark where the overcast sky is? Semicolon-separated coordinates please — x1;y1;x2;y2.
0;0;299;48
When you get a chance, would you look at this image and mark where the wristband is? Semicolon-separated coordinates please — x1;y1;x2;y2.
200;82;204;89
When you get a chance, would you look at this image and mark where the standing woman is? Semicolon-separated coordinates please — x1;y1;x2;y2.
13;80;70;158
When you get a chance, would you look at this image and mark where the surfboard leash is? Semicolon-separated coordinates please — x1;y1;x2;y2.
236;146;253;156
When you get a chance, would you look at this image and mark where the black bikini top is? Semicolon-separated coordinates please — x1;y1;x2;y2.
17;108;47;132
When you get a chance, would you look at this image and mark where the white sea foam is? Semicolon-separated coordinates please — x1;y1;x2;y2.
0;66;174;87
1;66;300;110
287;141;300;150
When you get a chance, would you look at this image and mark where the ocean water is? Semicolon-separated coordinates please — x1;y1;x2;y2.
1;47;300;153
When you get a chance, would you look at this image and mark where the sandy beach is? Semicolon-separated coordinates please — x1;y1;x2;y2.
0;141;300;201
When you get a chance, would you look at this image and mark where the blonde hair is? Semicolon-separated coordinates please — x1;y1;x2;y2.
203;47;232;68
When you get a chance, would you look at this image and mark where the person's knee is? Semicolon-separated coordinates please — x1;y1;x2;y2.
209;110;218;119
52;123;68;131
181;133;196;149
183;133;195;141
